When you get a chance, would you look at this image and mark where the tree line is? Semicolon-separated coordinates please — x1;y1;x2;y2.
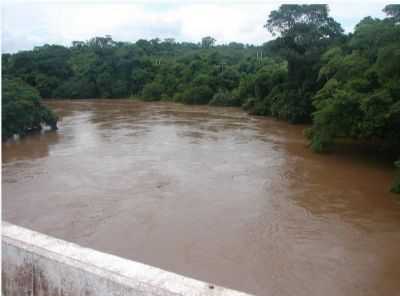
2;4;399;192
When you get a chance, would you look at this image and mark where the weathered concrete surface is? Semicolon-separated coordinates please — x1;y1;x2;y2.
2;222;253;296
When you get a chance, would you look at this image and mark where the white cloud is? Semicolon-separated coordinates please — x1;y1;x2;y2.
2;0;387;53
170;3;276;43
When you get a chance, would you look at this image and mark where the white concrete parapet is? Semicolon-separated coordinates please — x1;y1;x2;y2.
2;222;253;296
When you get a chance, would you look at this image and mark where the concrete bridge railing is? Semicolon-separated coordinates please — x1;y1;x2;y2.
2;222;253;296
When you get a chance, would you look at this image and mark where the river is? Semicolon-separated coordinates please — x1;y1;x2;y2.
3;100;400;296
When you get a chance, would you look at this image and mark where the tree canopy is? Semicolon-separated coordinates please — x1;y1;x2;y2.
2;78;58;140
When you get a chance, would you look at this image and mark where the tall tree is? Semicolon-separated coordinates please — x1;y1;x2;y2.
201;36;216;48
383;4;400;22
265;4;343;84
264;4;343;122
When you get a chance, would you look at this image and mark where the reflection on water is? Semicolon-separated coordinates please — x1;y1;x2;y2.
2;99;400;296
2;131;60;162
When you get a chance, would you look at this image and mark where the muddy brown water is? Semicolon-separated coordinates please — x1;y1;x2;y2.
3;100;400;296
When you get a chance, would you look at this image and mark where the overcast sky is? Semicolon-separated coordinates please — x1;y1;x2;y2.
2;0;388;53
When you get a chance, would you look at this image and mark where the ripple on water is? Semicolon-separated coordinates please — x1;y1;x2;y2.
3;100;400;296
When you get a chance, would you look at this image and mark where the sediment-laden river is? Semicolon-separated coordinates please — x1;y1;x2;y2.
3;100;400;296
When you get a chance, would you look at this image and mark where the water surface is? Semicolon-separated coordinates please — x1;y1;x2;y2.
3;100;400;296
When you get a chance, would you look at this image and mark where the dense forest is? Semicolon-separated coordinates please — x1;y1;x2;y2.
2;4;400;192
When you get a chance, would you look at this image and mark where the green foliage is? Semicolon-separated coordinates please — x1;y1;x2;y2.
201;36;216;48
53;78;97;99
131;67;153;95
181;85;213;105
265;5;343;38
3;35;265;103
309;13;400;159
383;4;400;22
217;67;240;91
2;78;57;140
311;86;361;152
142;81;164;101
263;4;344;123
308;9;400;193
209;89;240;106
236;75;256;103
111;80;129;98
